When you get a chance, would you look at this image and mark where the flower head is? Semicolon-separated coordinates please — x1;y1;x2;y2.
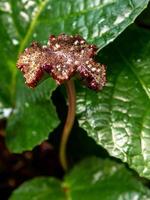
17;34;106;90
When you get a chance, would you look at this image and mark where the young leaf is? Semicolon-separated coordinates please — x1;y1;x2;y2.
10;157;150;200
76;26;150;179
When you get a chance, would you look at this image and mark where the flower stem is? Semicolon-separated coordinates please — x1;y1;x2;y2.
59;79;76;171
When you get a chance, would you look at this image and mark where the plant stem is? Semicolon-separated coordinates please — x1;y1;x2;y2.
59;79;76;171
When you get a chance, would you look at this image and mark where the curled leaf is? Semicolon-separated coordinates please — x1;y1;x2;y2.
17;34;106;90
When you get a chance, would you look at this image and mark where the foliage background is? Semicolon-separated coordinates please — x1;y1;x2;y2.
0;0;150;199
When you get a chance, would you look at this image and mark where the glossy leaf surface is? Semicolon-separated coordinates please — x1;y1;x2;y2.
76;26;150;178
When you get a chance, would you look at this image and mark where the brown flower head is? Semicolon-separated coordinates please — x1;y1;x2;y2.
17;34;106;90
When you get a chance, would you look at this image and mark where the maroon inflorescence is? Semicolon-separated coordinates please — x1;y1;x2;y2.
17;34;106;90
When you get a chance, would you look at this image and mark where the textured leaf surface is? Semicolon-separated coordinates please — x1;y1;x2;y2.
0;0;149;151
6;76;59;152
10;177;65;200
76;26;150;178
0;0;149;106
10;157;150;200
14;0;149;50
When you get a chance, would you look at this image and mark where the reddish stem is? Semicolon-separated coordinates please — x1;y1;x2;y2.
59;79;76;171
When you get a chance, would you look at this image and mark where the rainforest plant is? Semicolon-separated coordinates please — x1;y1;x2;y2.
0;0;150;199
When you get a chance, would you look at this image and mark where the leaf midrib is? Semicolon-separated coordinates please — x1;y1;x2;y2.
9;0;49;105
18;0;49;53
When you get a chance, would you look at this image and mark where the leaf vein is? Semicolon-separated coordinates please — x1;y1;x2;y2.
18;0;49;53
117;49;150;100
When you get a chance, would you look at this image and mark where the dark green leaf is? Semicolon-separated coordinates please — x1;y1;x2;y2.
17;0;150;49
65;157;150;200
9;177;65;200
76;26;150;178
10;157;150;200
6;76;59;152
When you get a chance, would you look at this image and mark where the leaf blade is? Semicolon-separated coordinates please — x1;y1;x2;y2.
76;26;150;178
9;177;65;200
10;158;150;200
6;76;59;153
65;157;150;200
0;0;149;151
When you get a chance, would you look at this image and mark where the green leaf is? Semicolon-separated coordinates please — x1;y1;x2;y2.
10;157;150;200
65;157;150;200
0;0;149;150
76;25;150;178
0;0;149;106
6;75;59;153
9;177;66;200
17;0;150;49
